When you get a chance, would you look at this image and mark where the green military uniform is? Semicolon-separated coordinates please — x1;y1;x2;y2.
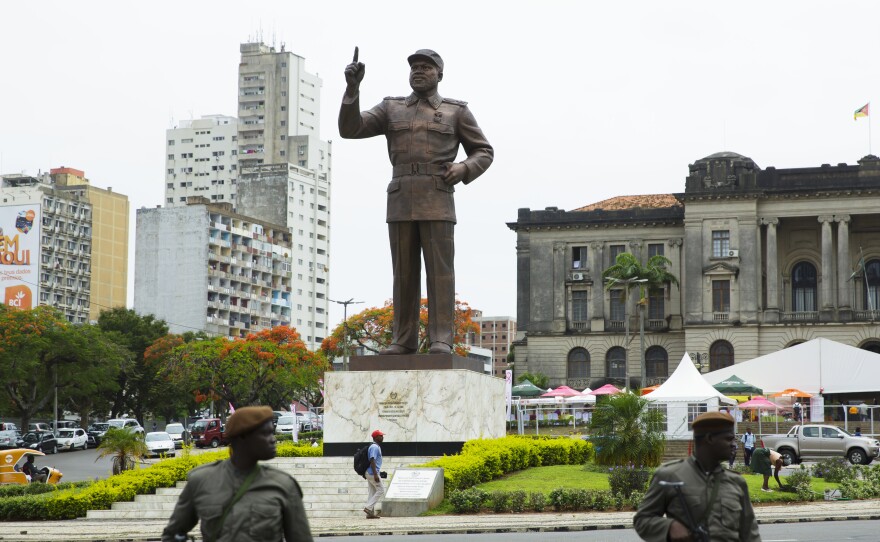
634;456;761;542
161;459;313;542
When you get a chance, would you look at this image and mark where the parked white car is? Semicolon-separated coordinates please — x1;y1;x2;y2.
164;423;189;448
107;418;144;435
56;428;88;451
145;432;176;458
275;415;297;435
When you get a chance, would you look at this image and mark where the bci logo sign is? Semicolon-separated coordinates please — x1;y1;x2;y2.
4;285;32;310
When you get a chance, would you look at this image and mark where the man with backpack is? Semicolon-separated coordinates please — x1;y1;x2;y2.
363;430;385;519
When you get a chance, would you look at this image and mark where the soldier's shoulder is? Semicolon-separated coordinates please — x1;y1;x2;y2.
655;459;687;472
188;459;225;479
442;97;468;107
383;96;406;101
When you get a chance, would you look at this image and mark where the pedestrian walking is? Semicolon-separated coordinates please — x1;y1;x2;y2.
363;429;386;519
741;429;756;466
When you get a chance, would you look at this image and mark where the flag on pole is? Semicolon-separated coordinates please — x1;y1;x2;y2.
854;103;870;120
229;402;236;414
290;403;299;442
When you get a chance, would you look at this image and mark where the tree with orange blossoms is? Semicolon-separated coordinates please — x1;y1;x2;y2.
158;326;329;412
321;298;478;359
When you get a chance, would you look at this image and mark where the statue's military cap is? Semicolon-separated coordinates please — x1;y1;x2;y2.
408;49;444;72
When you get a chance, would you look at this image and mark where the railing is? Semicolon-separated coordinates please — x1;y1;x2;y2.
854;310;880;321
713;312;729;322
647;319;667;330
782;311;819;322
569;321;589;331
607;320;625;331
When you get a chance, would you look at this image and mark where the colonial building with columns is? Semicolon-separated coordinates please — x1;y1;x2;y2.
508;152;880;390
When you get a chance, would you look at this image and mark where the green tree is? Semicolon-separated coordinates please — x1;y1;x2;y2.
588;392;666;467
159;326;328;411
516;372;549;390
320;298;478;358
602;252;679;388
97;308;169;422
95;428;148;475
0;305;125;429
143;332;209;423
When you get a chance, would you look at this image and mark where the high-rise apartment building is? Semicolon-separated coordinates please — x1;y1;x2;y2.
471;311;517;377
1;167;129;323
134;199;293;338
165;115;239;206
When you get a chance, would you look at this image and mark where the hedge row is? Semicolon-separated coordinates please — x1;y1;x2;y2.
449;487;640;514
417;436;593;493
0;441;322;521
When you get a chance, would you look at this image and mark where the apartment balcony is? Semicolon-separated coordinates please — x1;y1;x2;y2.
782;311;819;323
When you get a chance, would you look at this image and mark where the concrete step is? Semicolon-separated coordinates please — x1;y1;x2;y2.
85;455;439;521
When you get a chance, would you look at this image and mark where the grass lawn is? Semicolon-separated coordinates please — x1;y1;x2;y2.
424;464;841;514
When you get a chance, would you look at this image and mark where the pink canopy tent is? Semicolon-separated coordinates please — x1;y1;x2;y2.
541;385;584;397
737;396;781;435
587;384;623;396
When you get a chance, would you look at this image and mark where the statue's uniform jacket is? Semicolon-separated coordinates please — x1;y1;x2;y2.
338;92;494;222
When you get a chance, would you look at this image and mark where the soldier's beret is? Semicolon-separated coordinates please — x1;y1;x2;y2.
225;406;274;438
692;411;735;435
408;49;444;72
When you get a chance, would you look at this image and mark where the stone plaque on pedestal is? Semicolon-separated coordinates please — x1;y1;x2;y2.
323;359;506;457
382;467;444;517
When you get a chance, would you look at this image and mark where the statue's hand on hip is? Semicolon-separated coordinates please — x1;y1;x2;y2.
442;162;466;185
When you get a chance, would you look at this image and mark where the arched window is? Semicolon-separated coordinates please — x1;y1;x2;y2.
864;259;880;312
645;346;668;379
567;348;590;379
606;347;626;378
791;261;817;312
709;340;734;371
861;341;880;355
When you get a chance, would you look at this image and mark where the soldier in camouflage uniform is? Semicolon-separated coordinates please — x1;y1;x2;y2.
634;411;761;542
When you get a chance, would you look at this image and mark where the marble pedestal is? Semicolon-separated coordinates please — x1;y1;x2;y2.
323;362;506;456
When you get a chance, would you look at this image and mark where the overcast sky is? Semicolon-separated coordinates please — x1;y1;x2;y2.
2;1;878;331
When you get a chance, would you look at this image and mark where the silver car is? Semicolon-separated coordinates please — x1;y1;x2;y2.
145;432;176;458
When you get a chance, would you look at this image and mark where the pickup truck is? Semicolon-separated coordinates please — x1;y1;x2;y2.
761;424;880;465
190;418;228;448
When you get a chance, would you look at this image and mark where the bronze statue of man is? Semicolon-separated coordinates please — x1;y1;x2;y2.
339;48;493;355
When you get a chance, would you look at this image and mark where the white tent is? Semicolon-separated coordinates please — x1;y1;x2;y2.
644;353;735;438
703;338;880;395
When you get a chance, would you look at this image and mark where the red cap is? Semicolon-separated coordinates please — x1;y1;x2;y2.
371;430;384;438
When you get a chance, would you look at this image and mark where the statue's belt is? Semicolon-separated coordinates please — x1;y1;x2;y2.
392;163;447;178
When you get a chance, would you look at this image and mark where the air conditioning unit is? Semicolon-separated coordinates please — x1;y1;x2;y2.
728;249;739;257
571;272;585;281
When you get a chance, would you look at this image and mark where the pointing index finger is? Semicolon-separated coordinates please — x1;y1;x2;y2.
353;46;359;63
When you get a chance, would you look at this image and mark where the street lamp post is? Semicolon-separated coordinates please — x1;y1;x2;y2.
605;277;648;390
329;298;363;371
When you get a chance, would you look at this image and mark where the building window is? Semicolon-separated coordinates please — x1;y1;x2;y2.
865;259;880;311
647;288;664;320
712;230;730;258
571;246;587;269
648;243;665;258
710;340;734;371
712;280;730;313
606;347;626;378
168;140;175;146
687;403;708;431
572;290;588;322
791;261;817;312
609;244;625;265
567;348;590;379
645;346;668;379
609;289;625;322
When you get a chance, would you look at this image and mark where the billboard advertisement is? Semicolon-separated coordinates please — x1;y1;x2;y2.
0;204;41;309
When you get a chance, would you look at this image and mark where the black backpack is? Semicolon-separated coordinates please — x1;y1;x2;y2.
354;444;371;477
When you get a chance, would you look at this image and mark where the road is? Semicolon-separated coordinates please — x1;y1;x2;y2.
29;447;117;482
316;521;880;541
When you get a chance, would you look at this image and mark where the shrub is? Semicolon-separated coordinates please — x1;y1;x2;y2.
509;490;527;513
786;466;815;501
810;457;852;483
449;488;488;513
528;491;546;512
490;490;511;513
607;465;651;498
840;464;880;499
418;436;592;493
